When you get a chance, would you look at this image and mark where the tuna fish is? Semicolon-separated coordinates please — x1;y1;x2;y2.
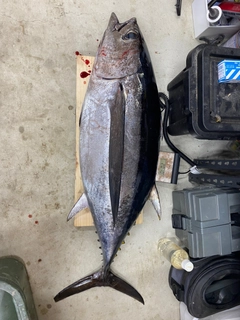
54;12;161;304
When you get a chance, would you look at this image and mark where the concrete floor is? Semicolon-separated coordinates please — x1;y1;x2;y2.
0;1;227;319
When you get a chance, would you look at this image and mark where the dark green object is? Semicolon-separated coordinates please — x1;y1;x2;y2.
0;256;38;320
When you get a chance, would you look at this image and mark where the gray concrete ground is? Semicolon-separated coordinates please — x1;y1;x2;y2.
1;1;226;319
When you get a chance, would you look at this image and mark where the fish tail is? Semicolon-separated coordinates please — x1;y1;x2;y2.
54;267;144;304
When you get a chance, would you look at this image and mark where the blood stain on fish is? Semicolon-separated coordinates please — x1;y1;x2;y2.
122;50;129;58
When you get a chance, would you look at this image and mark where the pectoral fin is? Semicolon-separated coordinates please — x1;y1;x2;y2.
149;185;161;220
67;193;89;221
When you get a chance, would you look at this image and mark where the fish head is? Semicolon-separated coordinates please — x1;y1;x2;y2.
95;12;143;79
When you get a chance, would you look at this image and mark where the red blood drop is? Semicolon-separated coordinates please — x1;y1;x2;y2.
75;51;80;56
80;71;90;78
85;59;90;65
35;220;39;224
28;214;32;218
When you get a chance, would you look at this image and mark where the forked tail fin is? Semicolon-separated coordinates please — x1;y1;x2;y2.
54;267;144;304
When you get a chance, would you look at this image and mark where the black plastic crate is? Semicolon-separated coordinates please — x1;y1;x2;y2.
167;44;240;140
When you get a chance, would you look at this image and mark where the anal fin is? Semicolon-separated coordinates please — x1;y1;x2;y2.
67;193;89;221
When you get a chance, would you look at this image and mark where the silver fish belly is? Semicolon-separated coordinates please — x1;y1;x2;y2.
54;12;161;305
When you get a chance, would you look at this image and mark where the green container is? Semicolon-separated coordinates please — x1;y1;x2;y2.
0;256;38;320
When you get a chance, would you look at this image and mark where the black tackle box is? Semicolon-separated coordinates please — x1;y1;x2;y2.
167;44;240;140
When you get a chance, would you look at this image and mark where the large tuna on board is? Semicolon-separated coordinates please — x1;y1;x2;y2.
54;12;161;304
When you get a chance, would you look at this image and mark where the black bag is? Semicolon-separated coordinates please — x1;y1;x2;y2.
169;252;240;318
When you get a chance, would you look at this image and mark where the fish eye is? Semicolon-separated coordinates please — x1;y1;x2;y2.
122;32;138;40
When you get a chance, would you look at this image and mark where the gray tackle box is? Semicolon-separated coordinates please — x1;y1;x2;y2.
172;187;240;258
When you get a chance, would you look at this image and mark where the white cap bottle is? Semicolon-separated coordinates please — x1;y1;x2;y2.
158;238;194;272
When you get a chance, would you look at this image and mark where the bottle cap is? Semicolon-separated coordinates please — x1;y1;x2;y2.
181;259;194;272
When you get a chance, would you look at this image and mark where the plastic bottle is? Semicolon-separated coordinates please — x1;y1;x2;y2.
158;238;194;272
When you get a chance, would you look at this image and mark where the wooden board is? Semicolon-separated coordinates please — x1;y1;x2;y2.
74;55;143;226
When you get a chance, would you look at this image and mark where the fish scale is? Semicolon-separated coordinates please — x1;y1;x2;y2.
54;12;161;305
